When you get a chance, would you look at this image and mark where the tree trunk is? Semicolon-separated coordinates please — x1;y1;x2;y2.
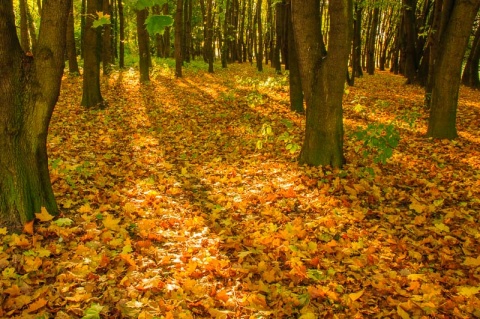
427;1;480;139
26;3;37;51
67;1;80;74
221;0;230;68
81;0;86;59
402;0;418;83
19;0;31;52
286;0;303;113
255;0;263;71
175;0;183;77
136;8;150;83
462;22;480;88
273;1;284;73
103;0;114;75
81;0;105;108
366;4;379;75
352;2;363;77
163;3;171;58
118;0;125;67
292;0;352;167
0;0;70;232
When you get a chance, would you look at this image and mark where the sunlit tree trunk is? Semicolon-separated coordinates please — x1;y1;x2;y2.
19;0;31;52
0;0;70;232
292;0;352;167
427;0;480;139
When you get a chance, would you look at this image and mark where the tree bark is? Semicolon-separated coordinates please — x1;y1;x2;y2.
67;1;80;74
19;0;31;52
175;0;184;77
366;4;379;75
0;0;70;232
286;0;303;113
427;0;480;139
352;1;363;77
137;8;150;83
292;0;352;167
402;0;418;83
255;0;263;71
81;0;105;108
103;0;114;75
118;0;125;68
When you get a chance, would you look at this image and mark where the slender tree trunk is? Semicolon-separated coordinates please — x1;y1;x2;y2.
255;0;263;71
163;3;171;58
273;1;283;73
352;1;363;78
81;0;105;108
137;8;150;82
103;0;114;75
462;22;480;88
286;0;303;113
67;1;80;74
175;0;184;77
427;1;480;139
19;0;31;52
81;0;86;59
0;0;70;232
366;4;379;75
118;0;125;68
222;0;229;68
402;0;418;83
26;4;37;51
292;0;352;167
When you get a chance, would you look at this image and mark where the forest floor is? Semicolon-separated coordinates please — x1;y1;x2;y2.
1;61;480;319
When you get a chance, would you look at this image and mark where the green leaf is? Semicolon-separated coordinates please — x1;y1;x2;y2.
82;303;103;319
53;218;73;227
145;15;174;36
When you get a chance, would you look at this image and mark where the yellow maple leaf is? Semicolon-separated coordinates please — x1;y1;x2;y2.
102;214;121;231
35;207;54;222
458;286;480;297
0;227;7;235
78;203;92;214
409;200;425;214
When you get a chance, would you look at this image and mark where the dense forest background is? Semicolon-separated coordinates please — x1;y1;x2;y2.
1;0;480;318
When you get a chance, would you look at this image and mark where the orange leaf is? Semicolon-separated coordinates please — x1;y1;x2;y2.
23;221;34;235
216;289;229;302
26;298;47;313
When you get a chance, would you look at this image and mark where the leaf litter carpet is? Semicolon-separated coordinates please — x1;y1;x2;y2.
1;63;480;318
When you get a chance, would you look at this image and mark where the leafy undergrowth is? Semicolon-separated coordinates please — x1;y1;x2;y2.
1;61;480;319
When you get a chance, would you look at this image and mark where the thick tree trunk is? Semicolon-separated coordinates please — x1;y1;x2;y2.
462;22;480;88
67;1;80;74
0;0;70;232
292;0;352;167
175;0;183;77
137;8;150;83
286;0;303;113
427;1;480;139
81;0;104;108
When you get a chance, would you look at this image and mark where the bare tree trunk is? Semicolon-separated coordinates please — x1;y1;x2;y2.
118;0;125;67
255;0;263;71
137;8;150;82
462;22;480;88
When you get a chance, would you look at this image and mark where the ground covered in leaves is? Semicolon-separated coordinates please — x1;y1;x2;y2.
1;61;480;318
